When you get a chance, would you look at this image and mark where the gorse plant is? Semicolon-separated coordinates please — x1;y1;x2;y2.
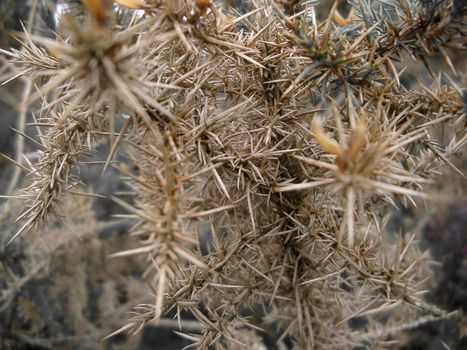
1;0;465;348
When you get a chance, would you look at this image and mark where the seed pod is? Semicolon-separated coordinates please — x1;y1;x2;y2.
196;0;212;15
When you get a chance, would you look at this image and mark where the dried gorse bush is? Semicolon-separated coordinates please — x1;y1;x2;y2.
1;0;466;348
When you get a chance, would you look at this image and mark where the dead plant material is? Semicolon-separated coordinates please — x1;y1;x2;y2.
1;0;465;348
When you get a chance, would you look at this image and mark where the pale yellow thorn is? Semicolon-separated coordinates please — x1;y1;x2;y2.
347;118;367;159
311;118;343;157
115;0;146;9
333;9;348;26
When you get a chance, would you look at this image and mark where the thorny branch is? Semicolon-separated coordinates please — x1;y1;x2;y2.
0;0;465;348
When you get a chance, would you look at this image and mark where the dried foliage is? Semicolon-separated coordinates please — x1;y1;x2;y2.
1;0;466;348
0;195;150;349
